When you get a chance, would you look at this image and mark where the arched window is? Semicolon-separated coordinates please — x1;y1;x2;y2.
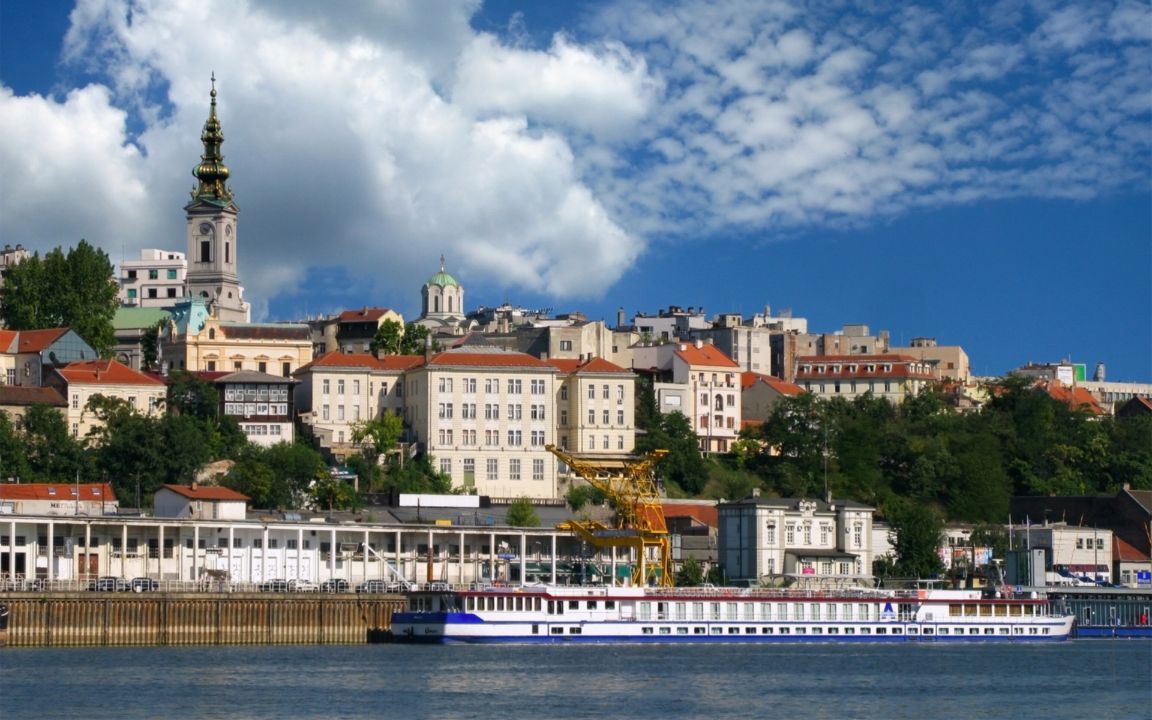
434;296;440;313
208;328;216;340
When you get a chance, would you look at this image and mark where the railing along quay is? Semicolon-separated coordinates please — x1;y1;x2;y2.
0;588;403;648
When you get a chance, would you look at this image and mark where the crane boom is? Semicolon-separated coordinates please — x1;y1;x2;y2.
547;444;673;587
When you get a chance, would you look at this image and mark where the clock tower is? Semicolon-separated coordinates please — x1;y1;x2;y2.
185;75;250;322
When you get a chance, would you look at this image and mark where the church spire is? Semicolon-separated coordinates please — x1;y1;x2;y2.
191;73;233;205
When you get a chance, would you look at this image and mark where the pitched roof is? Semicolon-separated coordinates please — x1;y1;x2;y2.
1037;380;1104;415
197;370;297;385
674;342;739;368
0;483;115;502
428;347;554;369
0;386;67;407
338;307;393;323
160;484;249;501
295;352;424;373
14;328;70;353
55;359;166;386
1113;536;1149;563
741;371;803;395
661;501;719;527
546;357;630;375
0;329;18;353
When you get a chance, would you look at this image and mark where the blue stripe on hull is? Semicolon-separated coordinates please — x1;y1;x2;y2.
394;634;1072;645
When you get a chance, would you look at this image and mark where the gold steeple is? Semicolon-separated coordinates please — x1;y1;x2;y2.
191;73;233;205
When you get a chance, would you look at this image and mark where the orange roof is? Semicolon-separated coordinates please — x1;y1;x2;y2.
297;352;424;373
0;483;115;501
661;502;719;527
15;328;70;353
546;357;629;374
1114;536;1149;563
161;484;249;501
1038;380;1104;415
56;359;166;386
428;350;553;369
0;329;17;353
0;386;67;406
674;343;739;368
741;371;803;395
338;307;393;323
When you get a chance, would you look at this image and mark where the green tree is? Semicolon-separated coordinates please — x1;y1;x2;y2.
565;484;605;513
350;413;403;464
368;319;405;356
505;496;540;527
637;411;707;495
675;556;705;587
0;240;119;356
887;500;945;579
0;411;31;482
141;319;166;371
22;403;86;482
398;322;433;355
165;370;220;419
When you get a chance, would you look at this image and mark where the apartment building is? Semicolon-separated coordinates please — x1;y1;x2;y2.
293;352;424;459
547;357;636;455
793;354;936;404
161;299;312;377
404;345;560;499
119;249;188;308
201;370;298;447
633;339;741;453
48;359;167;439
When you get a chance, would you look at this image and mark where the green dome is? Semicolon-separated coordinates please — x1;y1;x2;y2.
426;256;460;287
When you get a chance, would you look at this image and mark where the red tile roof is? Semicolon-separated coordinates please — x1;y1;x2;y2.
56;359;166;386
795;354;936;381
296;352;424;373
15;328;70;353
741;371;804;395
661;502;719;527
161;484;249;501
1114;536;1149;563
0;483;115;501
428;350;554;369
0;386;67;406
220;324;311;341
0;329;17;353
338;307;393;323
1038;380;1104;415
546;357;630;374
674;343;739;368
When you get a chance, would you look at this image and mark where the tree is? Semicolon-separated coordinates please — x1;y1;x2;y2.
368;319;405;356
398;322;432;355
887;500;944;579
675;556;705;586
22;403;86;482
505;497;540;527
0;240;119;356
639;411;708;495
141;319;166;371
350;413;403;464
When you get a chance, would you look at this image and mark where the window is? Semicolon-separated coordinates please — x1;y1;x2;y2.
167;268;178;279
438;377;453;392
147;288;157;298
282;362;291;377
533;459;544;480
588;385;596;399
531;379;545;394
258;361;267;373
559;386;568;400
149;269;159;279
588;409;596;424
337;379;345;395
464;377;476;393
353;379;360;395
440;458;452;475
337;405;345;421
602;409;610;424
602;384;609;399
560;410;568;427
127;288;137;299
509;459;521;480
559;340;572;351
508;404;522;420
322;379;330;394
487;458;498;480
507;430;523;446
617;385;625;401
531;430;545;446
485;378;499;393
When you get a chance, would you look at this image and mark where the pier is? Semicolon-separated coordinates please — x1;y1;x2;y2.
0;592;402;647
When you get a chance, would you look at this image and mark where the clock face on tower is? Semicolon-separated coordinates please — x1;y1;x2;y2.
199;222;213;235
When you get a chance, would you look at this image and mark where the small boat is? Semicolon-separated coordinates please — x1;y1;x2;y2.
390;583;1075;644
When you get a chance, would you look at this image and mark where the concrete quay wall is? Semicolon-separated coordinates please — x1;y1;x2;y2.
0;593;402;647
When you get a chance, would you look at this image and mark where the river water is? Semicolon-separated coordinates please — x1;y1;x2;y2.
2;641;1149;719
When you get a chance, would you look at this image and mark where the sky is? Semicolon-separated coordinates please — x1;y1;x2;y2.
0;0;1149;381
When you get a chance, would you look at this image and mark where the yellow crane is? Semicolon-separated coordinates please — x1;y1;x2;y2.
546;444;673;587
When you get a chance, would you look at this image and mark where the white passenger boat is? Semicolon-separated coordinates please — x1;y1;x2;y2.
390;583;1075;644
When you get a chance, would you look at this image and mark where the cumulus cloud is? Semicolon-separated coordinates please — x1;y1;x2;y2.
0;0;1147;319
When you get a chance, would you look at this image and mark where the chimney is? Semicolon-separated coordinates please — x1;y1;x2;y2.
191;480;199;491
694;339;703;349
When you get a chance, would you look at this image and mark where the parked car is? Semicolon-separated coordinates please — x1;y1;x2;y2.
320;578;349;593
287;579;318;592
356;579;389;594
130;577;160;593
89;576;130;592
258;579;289;592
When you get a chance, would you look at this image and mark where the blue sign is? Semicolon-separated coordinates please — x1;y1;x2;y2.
1137;570;1151;586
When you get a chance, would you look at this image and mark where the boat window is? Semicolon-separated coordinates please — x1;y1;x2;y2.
810;604;820;621
587;601;597;610
677;627;688;635
779;628;790;635
876;628;887;635
569;600;579;610
605;601;615;610
551;627;564;635
693;627;706;634
643;627;654;635
570;627;582;635
995;605;1007;616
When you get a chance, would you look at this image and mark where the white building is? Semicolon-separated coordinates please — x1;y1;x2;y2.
154;483;249;521
547;357;636;456
119;249;187;308
633;339;742;453
718;494;876;583
405;344;560;498
0;483;118;517
48;359;168;439
1011;523;1114;584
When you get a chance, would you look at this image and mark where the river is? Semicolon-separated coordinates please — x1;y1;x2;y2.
2;641;1149;719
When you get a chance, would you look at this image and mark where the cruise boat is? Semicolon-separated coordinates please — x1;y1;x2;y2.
390;583;1076;644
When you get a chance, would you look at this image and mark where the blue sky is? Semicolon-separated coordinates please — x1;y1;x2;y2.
1;1;1149;381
